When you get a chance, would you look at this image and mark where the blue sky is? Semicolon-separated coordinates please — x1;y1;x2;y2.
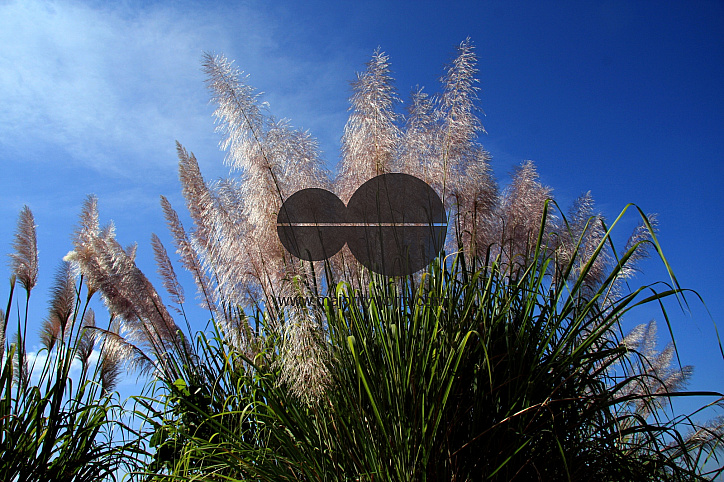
1;0;722;416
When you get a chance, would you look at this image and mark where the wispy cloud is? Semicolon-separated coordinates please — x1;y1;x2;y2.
0;1;205;174
26;346;100;385
0;0;351;179
0;0;359;323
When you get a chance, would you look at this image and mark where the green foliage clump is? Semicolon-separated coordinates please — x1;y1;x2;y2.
138;204;723;481
0;208;136;481
2;41;722;481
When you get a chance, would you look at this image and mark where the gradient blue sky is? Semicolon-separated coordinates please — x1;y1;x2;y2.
1;1;722;414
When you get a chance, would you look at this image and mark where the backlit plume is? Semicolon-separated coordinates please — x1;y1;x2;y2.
338;48;400;203
62;40;663;408
9;205;38;295
66;196;187;366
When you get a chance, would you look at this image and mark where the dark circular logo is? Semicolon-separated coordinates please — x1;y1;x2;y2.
277;173;447;276
277;188;348;261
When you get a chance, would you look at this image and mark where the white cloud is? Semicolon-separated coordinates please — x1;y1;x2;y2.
26;346;101;385
0;0;352;179
0;1;202;174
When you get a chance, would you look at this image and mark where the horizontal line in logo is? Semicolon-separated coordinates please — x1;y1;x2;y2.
277;223;448;227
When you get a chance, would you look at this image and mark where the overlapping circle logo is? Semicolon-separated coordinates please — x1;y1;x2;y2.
277;173;447;276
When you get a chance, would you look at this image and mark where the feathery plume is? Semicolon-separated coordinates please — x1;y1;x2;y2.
152;233;184;309
40;261;77;350
397;87;438;181
499;161;554;269
49;261;76;335
65;196;101;293
160;195;216;312
277;306;330;406
435;38;484;204
97;318;151;385
39;314;58;352
338;48;400;203
9;205;38;295
0;308;5;350
622;319;658;356
13;331;30;387
202;52;264;173
67;196;187;364
205;178;258;308
451;146;498;258
99;348;123;393
175;143;256;310
76;309;96;368
620;320;693;416
677;415;724;457
558;192;610;291
201;52;330;306
202;52;281;213
614;214;658;288
0;307;6;364
177;142;216;255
